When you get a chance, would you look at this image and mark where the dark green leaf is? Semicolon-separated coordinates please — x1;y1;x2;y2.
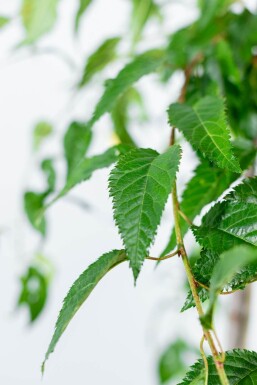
226;177;257;204
181;286;209;313
193;177;257;252
18;266;48;322
17;255;53;322
63;121;92;177
42;249;127;371
78;37;120;88
160;139;256;257
20;0;60;44
168;96;241;172
33;121;53;151
75;0;93;32
160;160;235;258
201;245;257;329
109;146;181;281
88;49;164;129
179;349;257;385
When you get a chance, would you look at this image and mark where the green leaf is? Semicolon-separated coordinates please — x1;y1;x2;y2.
179;349;257;385
75;0;93;32
24;192;47;236
197;0;233;30
226;177;257;204
193;177;257;253
184;243;257;312
20;0;60;44
215;39;241;86
87;49;164;129
42;249;127;371
158;339;196;384
181;286;208;313
17;255;53;322
49;145;129;205
160;138;256;257
0;16;10;29
41;159;56;193
111;87;144;146
78;37;121;88
18;266;48;322
160;160;235;257
109;146;181;281
130;0;161;44
64;121;92;178
24;159;56;235
201;245;257;329
33;121;53;151
168;96;241;172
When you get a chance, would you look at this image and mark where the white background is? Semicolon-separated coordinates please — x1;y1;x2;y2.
0;1;257;384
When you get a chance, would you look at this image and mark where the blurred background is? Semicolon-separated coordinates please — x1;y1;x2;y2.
1;0;257;384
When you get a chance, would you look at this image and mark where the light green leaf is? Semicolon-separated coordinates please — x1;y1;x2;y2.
130;0;161;44
24;159;56;235
111;87;145;146
20;0;60;44
158;339;196;384
197;0;233;30
179;349;257;385
42;249;126;371
41;159;56;193
33;121;53;151
0;16;10;29
49;145;129;205
201;245;257;329
88;49;164;129
75;0;93;32
78;37;121;88
64;121;92;178
215;39;241;86
168;96;241;172
109;146;181;281
24;192;47;236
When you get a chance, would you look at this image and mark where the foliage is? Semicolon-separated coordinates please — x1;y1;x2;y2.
109;146;181;280
2;0;257;383
42;249;126;371
178;349;257;385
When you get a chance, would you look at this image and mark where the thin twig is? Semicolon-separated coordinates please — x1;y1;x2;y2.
200;335;209;385
195;279;249;296
146;249;179;261
213;328;226;363
178;210;193;226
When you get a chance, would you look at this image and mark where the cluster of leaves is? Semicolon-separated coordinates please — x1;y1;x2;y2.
2;0;257;383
